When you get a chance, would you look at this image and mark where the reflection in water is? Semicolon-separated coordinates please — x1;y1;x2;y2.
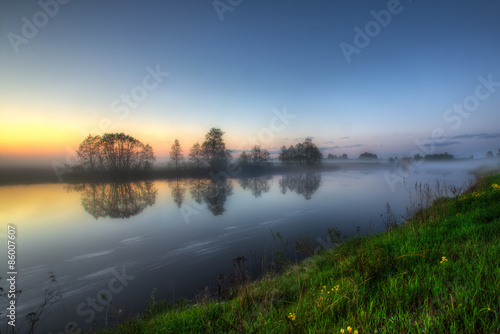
169;179;187;208
189;179;206;205
239;175;271;198
188;179;233;216
67;181;158;219
279;173;321;200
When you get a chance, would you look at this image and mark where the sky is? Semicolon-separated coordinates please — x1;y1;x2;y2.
1;0;500;167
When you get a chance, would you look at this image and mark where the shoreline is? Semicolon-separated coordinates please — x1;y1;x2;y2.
1;159;496;186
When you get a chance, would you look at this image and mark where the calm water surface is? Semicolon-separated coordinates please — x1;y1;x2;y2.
0;163;479;332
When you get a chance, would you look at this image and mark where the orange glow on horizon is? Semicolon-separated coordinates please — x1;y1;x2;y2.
0;122;82;155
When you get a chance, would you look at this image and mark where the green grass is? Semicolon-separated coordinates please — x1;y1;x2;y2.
99;173;500;334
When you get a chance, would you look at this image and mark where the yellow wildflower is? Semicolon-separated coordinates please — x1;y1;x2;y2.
340;329;345;334
347;326;352;333
440;256;448;264
288;312;296;321
354;331;359;334
492;184;500;191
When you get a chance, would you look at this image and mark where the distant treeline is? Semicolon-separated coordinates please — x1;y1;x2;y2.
73;129;500;177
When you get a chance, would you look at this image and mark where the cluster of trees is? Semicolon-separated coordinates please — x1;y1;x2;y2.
238;146;271;167
327;153;348;160
172;129;322;169
77;133;155;173
486;149;500;159
170;128;232;169
359;152;378;160
278;138;322;166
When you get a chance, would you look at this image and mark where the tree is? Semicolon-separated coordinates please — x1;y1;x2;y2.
239;151;249;167
189;142;205;168
251;145;270;167
278;139;321;166
170;139;183;169
77;133;155;173
202;127;231;168
278;145;292;166
498;149;500;158
486;151;494;159
424;153;454;161
341;153;348;160
303;138;322;166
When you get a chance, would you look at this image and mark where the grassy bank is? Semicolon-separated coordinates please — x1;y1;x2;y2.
99;173;500;333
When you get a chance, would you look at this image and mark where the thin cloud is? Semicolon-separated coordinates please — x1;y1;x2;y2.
451;132;500;140
318;146;341;151
434;141;461;147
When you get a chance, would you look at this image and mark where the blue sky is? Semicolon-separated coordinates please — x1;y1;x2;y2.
1;0;500;165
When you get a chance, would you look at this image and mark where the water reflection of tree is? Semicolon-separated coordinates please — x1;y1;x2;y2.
239;175;271;198
188;178;233;216
279;173;321;200
67;181;158;219
169;178;187;208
